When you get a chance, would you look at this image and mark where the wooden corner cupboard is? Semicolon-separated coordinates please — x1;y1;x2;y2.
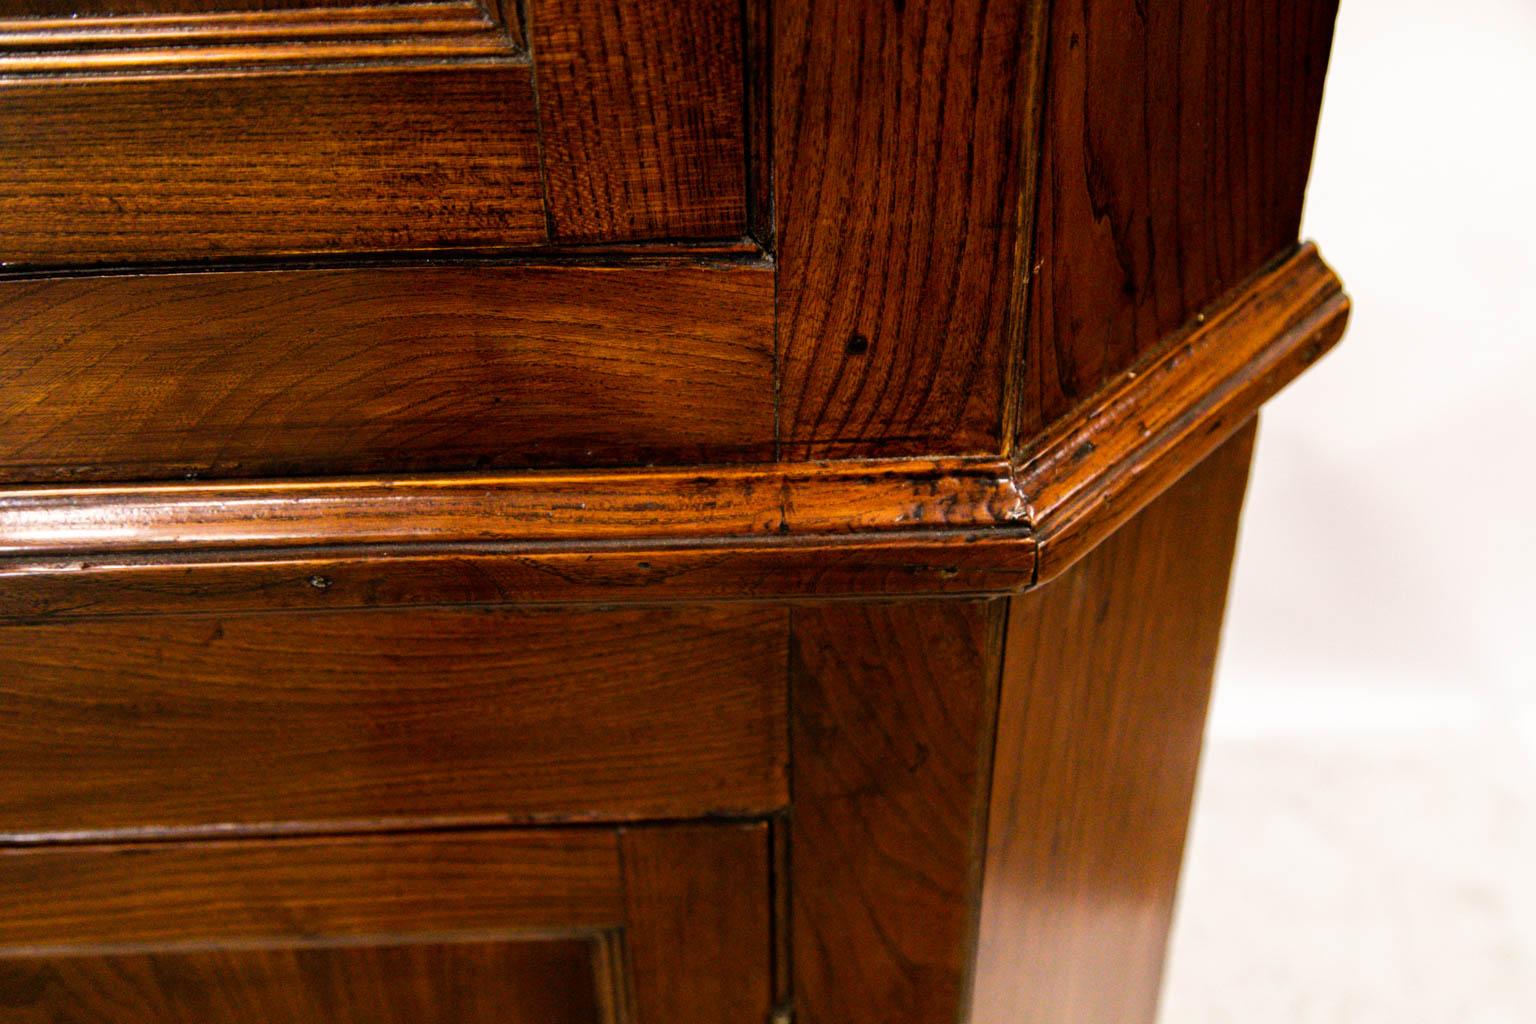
0;1;1347;1021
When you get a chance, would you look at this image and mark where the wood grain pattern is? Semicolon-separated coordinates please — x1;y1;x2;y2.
0;243;1341;618
0;604;786;841
0;831;624;948
0;1;525;76
970;422;1257;1024
776;0;1047;458
0;937;612;1024
529;0;746;241
621;824;773;1024
1018;243;1348;582
791;600;1004;1024
0;262;774;482
0;68;546;266
1018;0;1339;437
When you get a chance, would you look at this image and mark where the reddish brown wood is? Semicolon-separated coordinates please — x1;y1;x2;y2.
1018;244;1348;582
775;0;1048;459
0;69;547;266
0;938;613;1024
1018;0;1339;437
970;421;1258;1024
0;262;774;482
529;0;746;242
791;600;1004;1024
0;604;787;840
621;824;774;1024
0;831;624;947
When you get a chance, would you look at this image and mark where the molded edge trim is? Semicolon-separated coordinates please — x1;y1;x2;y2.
0;244;1344;620
1017;242;1349;584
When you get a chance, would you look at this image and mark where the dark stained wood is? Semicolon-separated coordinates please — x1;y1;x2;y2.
0;604;787;840
791;600;1004;1024
0;937;614;1024
0;262;774;482
0;69;547;266
775;0;1047;459
1017;0;1340;437
1019;243;1348;583
0;533;1039;621
0;831;624;947
529;0;746;242
621;824;774;1024
0;1;524;76
969;422;1258;1024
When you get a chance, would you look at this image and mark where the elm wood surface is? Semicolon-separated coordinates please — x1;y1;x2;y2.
1018;0;1339;438
790;600;1004;1024
970;421;1257;1024
0;830;625;947
0;70;548;266
0;604;787;841
775;0;1047;459
619;825;774;1024
0;261;774;482
0;826;773;1023
528;0;747;242
0;245;1341;619
0;938;615;1024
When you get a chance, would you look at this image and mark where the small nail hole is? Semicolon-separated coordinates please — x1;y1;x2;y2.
845;332;870;355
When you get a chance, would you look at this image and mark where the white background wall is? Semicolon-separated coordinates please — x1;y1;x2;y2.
1160;1;1536;1019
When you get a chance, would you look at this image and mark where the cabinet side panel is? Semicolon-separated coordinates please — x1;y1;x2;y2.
1018;0;1339;438
970;420;1257;1024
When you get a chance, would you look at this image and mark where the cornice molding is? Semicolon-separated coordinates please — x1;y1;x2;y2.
0;244;1346;620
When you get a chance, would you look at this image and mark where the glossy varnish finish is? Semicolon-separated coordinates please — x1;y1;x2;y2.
0;261;775;481
0;604;787;840
0;0;1349;1018
0;245;1341;619
971;422;1258;1024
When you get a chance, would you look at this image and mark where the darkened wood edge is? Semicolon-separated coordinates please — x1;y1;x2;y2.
1016;242;1348;585
0;243;1343;619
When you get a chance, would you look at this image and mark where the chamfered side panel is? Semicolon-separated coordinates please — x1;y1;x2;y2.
0;67;547;266
970;422;1257;1024
0;261;775;481
1017;0;1339;438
